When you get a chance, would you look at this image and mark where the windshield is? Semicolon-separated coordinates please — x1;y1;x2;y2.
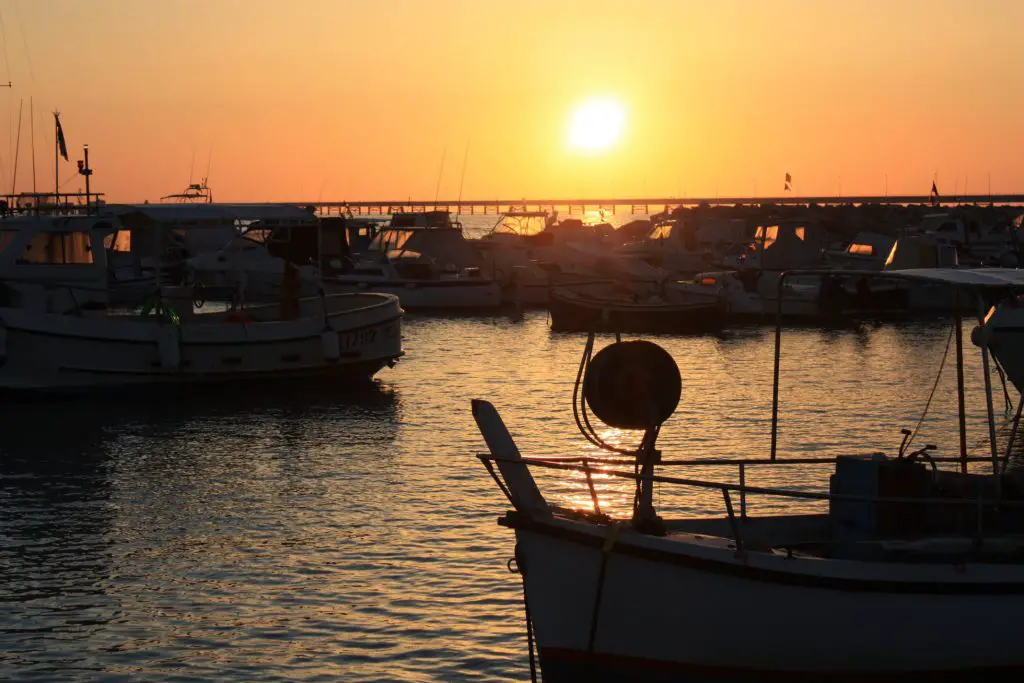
495;214;548;236
753;225;778;250
17;231;93;265
649;224;673;240
370;229;414;253
103;230;132;252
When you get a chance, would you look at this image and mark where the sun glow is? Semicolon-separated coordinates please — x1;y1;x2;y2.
567;98;625;151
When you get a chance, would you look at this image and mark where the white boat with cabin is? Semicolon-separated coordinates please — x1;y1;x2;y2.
0;214;403;392
616;214;749;275
476;212;650;306
101;203;323;304
324;211;501;312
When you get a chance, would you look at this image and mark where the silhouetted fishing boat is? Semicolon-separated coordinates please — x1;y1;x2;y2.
548;281;723;333
474;268;1024;682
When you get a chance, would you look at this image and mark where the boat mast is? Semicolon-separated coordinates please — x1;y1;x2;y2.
53;110;59;210
10;97;21;195
29;96;35;198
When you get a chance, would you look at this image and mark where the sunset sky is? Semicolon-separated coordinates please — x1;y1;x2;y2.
2;0;1022;202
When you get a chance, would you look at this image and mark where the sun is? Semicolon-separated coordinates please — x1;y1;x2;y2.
568;98;625;151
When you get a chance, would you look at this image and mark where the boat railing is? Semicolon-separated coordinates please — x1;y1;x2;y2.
478;453;1018;548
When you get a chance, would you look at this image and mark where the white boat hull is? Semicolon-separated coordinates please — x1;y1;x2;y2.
511;515;1024;681
0;294;402;392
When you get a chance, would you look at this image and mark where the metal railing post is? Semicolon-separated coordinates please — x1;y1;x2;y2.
739;463;747;520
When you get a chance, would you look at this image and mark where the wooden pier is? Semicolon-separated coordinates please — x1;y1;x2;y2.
291;194;1024;216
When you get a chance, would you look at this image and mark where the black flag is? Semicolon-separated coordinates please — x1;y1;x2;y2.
54;113;68;161
784;172;792;192
930;181;939;204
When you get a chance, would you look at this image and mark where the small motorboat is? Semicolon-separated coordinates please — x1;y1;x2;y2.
548;281;724;334
324;211;502;312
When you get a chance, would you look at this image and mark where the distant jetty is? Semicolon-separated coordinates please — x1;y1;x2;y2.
284;194;1024;216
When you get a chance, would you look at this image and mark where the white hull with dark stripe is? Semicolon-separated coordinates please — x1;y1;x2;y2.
470;397;1024;682
510;514;1024;680
0;293;402;391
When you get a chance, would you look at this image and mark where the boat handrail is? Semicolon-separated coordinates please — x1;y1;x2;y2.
520;454;997;467
478;452;1024;541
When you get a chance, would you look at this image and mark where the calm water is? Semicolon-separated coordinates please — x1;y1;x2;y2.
1;217;1017;681
0;309;1015;682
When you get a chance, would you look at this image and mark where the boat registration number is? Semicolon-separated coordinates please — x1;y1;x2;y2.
339;328;377;350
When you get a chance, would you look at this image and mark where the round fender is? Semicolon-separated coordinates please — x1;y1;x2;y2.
584;340;681;430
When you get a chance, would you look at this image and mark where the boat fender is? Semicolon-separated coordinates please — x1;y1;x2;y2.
157;326;182;370
971;323;992;348
321;328;340;362
584;340;681;430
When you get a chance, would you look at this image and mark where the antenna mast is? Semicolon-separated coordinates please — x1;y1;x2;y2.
10;97;21;194
29;96;35;195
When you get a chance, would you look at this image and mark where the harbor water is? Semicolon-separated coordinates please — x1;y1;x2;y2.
0;303;1012;681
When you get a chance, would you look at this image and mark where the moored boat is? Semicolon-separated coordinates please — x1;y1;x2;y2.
0;291;402;392
474;269;1024;681
0;214;403;393
549;281;723;333
324;211;502;312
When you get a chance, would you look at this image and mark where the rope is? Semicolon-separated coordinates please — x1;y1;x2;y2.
991;352;1014;413
571;331;637;456
508;550;538;683
905;322;955;450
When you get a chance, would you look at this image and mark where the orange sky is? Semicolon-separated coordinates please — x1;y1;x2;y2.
2;0;1022;202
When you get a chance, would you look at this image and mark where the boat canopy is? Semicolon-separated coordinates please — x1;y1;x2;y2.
494;212;550;236
369;227;482;268
747;221;823;269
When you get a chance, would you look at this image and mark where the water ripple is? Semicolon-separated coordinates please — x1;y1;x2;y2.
0;305;1012;681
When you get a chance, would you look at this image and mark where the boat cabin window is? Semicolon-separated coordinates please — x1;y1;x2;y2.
17;231;93;265
496;214;547;236
847;243;873;256
103;230;132;253
754;225;779;249
794;226;806;241
370;229;413;253
649;224;673;240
